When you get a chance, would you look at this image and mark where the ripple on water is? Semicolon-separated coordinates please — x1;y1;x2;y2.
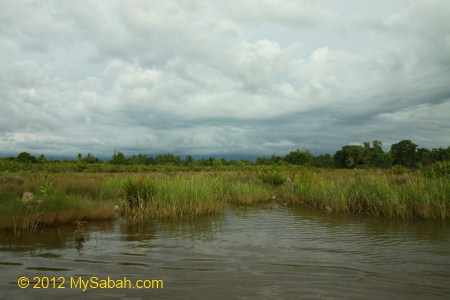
0;206;449;299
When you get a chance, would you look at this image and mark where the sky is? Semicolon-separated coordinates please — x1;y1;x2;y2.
1;0;449;158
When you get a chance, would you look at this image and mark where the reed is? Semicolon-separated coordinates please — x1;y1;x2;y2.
121;174;227;223
278;170;449;220
226;182;273;204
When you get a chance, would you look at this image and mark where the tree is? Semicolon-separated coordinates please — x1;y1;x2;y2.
184;155;194;166
333;145;365;168
84;153;100;164
154;153;181;165
16;152;37;163
361;140;386;167
283;149;313;165
229;159;251;167
380;152;393;168
110;150;127;165
416;148;431;167
390;140;418;168
256;157;273;165
212;157;226;167
312;154;336;168
195;158;211;166
429;147;450;163
130;153;151;165
37;154;48;164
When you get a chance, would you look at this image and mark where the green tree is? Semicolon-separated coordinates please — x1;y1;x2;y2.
333;145;365;168
212;157;226;167
84;153;100;164
194;158;211;166
16;152;37;163
380;152;393;168
390;140;418;168
154;153;181;165
111;150;127;165
130;153;151;165
270;155;283;164
256;157;273;165
37;154;48;164
283;149;313;165
255;155;283;165
184;155;194;166
361;140;386;167
229;159;251;167
416;147;431;167
312;154;336;168
429;147;450;163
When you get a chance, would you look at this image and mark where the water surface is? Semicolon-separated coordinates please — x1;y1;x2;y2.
1;203;449;299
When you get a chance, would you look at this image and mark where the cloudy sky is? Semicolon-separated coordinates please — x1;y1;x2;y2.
1;0;449;158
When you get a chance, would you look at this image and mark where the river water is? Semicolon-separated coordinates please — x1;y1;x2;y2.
1;203;449;299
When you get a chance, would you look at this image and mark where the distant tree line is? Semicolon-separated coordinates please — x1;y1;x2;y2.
3;140;450;169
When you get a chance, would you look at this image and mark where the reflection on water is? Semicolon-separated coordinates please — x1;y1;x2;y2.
1;203;449;299
120;214;224;243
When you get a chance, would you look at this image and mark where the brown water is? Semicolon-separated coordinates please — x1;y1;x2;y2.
1;203;449;299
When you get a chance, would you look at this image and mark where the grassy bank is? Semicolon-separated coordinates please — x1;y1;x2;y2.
0;173;119;235
0;167;449;234
278;170;449;219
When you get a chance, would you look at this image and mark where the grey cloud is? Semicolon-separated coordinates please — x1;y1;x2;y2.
222;0;343;31
1;0;449;157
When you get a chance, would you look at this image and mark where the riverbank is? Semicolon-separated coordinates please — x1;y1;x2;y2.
0;168;448;234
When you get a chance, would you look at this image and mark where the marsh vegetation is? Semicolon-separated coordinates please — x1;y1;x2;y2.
0;162;448;235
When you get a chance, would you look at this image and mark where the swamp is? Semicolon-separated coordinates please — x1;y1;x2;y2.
1;162;449;299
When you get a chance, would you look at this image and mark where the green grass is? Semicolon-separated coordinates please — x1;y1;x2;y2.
122;174;227;223
278;170;449;219
226;182;273;204
120;176;155;208
258;171;287;186
0;168;448;233
420;161;450;179
0;173;118;234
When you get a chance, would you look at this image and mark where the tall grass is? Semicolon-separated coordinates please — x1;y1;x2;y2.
0;173;118;234
122;174;227;223
120;177;155;208
420;161;450;179
278;170;449;220
121;172;279;223
258;171;287;186
1;168;448;233
226;182;273;205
